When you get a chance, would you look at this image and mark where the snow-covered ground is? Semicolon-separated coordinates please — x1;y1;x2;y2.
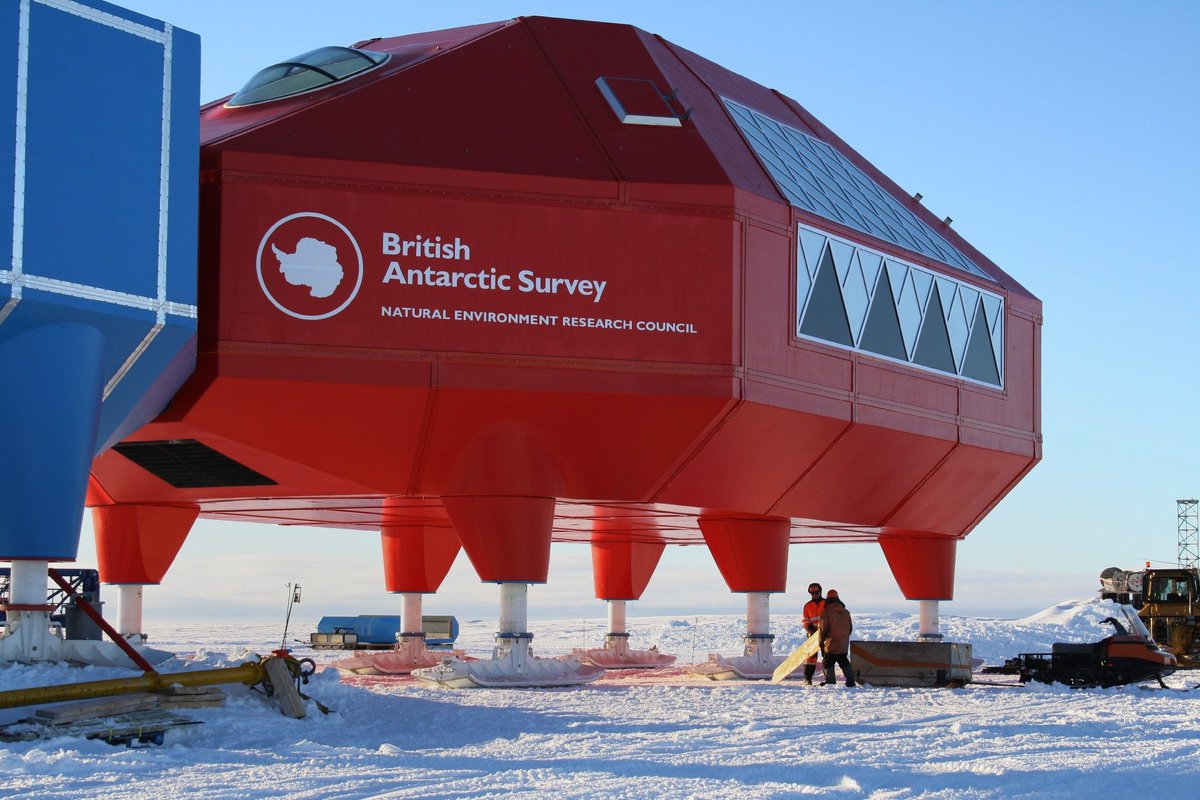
2;598;1197;799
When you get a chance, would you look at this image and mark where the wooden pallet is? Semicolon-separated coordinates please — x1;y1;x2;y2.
0;686;223;746
1;709;202;746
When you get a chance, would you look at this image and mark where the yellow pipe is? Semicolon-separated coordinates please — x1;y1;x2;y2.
0;660;268;710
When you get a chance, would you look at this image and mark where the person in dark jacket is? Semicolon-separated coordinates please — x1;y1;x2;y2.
818;589;856;687
801;582;825;684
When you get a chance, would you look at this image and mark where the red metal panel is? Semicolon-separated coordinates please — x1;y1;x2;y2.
885;445;1037;535
854;361;961;417
773;424;957;527
212;178;736;365
83;16;1044;602
418;382;733;499
659;402;848;513
653;37;821;208
524;18;730;186
200;22;511;148
961;307;1041;434
92;504;198;585
213;23;617;182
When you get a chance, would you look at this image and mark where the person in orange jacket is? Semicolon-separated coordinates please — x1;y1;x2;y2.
818;589;856;687
802;582;825;684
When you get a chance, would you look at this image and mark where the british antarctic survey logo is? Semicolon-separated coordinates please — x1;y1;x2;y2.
257;212;363;320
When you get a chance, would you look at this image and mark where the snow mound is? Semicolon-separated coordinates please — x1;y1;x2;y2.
1017;597;1132;632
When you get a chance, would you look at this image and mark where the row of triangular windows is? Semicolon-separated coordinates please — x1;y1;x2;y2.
796;225;1004;387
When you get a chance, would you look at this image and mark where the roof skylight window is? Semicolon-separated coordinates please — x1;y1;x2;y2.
227;46;389;107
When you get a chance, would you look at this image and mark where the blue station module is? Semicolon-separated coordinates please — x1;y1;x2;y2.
0;0;199;560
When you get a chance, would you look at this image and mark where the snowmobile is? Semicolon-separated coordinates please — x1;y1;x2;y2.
983;609;1177;688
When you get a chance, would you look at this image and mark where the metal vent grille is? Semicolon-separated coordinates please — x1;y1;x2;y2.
112;440;277;488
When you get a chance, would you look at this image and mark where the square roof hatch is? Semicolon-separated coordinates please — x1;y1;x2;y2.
595;77;683;127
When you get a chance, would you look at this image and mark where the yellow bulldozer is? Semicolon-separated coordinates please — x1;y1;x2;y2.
1100;565;1200;667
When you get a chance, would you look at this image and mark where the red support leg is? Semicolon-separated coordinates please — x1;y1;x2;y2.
698;515;790;593
591;537;665;601
333;508;464;677
380;520;461;594
92;504;198;585
578;521;674;669
693;515;791;679
411;496;604;686
441;495;554;583
879;534;957;600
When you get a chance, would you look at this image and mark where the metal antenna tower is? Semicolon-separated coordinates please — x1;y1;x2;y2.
1178;499;1199;568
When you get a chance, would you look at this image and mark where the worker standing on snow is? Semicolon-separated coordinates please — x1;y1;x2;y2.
802;582;826;685
818;589;856;687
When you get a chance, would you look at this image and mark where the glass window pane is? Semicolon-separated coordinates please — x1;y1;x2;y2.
723;98;992;282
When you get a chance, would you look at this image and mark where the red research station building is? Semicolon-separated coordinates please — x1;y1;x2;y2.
87;17;1041;654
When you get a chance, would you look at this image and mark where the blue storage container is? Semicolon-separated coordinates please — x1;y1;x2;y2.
317;614;458;646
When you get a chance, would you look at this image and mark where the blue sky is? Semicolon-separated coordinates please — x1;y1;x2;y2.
81;1;1200;623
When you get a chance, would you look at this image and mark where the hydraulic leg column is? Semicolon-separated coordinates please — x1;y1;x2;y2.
117;585;144;640
0;560;55;663
606;598;627;654
879;533;956;637
331;508;463;676
495;582;531;667
693;514;791;680
92;504;198;643
412;495;602;687
853;533;972;687
576;530;674;668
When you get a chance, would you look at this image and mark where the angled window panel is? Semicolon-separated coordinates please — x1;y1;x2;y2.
910;270;934;316
798;248;853;346
857;251;883;298
991;313;1005;378
982;293;1002;334
771;169;810;209
843;259;871;344
913;285;956;374
829;239;856;286
959;285;981;322
896;272;925;358
796;260;813;325
798;230;828;278
935;278;959;319
944;284;971;371
961;298;1002;386
595;77;683;127
739;121;775;154
859;268;909;362
886;260;908;304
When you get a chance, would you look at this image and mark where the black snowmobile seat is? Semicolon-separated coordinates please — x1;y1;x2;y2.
1051;642;1097;657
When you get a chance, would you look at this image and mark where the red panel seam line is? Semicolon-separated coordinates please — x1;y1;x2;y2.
518;17;626;198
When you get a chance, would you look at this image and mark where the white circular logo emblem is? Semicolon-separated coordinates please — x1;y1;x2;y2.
256;212;364;320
